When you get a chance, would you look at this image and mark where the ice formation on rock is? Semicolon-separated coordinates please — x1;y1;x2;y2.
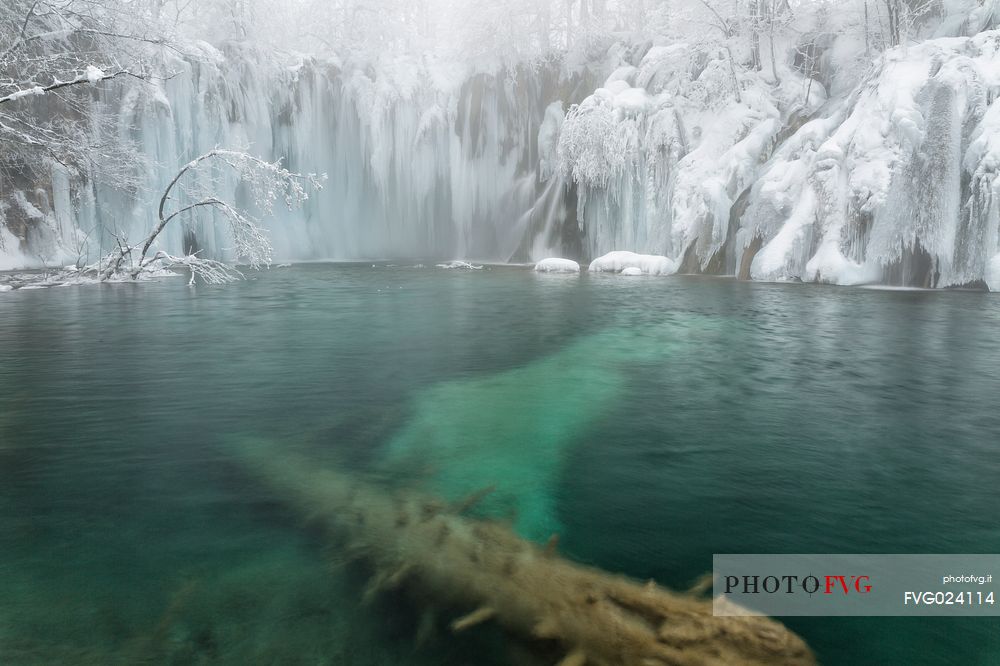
743;32;1000;288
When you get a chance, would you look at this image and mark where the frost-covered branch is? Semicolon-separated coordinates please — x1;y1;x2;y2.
0;0;175;193
96;150;324;283
0;66;130;105
558;100;632;188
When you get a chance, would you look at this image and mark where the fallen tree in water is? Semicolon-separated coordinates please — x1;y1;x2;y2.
235;438;815;666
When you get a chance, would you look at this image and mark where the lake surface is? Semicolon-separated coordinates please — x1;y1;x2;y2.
1;264;998;665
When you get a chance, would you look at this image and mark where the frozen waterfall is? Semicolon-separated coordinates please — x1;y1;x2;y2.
4;31;1000;290
1;44;599;267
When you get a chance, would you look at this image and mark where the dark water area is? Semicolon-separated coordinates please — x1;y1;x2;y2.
1;264;998;664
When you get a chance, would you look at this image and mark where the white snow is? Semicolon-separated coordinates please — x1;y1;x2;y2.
588;251;677;276
620;266;644;276
436;260;483;270
558;35;826;270
4;86;44;101
534;257;580;273
12;191;45;220
0;284;12;292
804;241;881;286
736;30;1000;288
612;87;650;115
603;66;637;87
85;65;105;84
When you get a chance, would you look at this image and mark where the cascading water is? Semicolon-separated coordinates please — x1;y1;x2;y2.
1;45;602;267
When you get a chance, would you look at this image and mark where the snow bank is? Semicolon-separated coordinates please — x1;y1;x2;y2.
534;257;580;272
588;251;676;276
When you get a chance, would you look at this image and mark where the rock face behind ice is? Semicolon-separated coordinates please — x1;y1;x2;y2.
534;257;580;272
588;251;677;276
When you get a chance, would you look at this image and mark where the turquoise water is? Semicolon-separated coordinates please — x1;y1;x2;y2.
1;264;998;664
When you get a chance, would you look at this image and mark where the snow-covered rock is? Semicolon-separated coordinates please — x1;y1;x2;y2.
588;251;676;276
534;257;580;272
620;266;644;276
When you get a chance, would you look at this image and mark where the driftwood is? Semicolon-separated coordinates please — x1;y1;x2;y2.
235;440;815;666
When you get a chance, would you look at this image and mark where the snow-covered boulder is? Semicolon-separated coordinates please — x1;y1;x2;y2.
620;266;644;276
534;257;580;273
588;251;677;276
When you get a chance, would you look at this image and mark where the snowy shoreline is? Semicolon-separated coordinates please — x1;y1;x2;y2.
5;260;991;293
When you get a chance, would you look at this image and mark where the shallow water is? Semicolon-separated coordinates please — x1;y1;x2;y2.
1;264;998;665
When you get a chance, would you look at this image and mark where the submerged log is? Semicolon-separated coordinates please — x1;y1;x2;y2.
235;440;815;666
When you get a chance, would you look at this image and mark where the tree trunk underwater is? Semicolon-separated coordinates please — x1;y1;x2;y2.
234;438;815;666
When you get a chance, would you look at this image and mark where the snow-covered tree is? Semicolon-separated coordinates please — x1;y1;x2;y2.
0;0;176;258
0;0;170;173
89;150;324;284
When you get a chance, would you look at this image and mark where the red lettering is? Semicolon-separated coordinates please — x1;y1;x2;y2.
824;575;846;594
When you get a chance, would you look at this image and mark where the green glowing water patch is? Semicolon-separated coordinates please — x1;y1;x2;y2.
381;320;707;542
